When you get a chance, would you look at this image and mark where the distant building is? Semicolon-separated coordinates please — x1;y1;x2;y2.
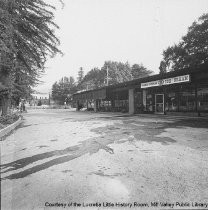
30;93;50;106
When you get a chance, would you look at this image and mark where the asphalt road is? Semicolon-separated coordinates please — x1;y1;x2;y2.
1;109;208;210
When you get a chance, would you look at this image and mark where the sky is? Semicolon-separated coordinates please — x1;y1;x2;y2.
36;0;208;93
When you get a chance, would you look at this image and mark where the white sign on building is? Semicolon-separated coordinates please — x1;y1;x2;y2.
141;75;190;89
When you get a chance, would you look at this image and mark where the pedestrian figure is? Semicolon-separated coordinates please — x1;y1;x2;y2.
19;99;26;112
19;101;23;112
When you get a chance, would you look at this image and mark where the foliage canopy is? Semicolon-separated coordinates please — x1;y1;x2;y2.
0;0;62;114
80;61;152;90
51;76;76;105
160;13;208;73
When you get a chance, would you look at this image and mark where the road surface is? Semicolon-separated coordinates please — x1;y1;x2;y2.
1;109;208;210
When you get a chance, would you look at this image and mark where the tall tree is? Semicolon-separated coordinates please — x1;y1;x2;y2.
82;68;105;90
12;68;38;106
160;13;208;72
77;67;84;83
131;63;153;79
76;67;85;90
0;0;62;115
101;61;132;85
51;76;76;105
80;61;151;90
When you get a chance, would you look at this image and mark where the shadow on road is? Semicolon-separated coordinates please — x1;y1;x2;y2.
0;138;114;180
1;115;207;180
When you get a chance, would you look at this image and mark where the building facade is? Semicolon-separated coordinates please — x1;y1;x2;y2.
30;93;50;106
73;64;208;116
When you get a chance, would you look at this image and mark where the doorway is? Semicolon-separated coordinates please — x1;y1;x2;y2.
155;94;164;114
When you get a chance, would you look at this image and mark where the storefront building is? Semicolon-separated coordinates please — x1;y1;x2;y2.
73;64;208;116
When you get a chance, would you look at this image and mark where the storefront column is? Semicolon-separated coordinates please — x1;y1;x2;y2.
142;90;147;111
86;100;89;110
129;89;134;114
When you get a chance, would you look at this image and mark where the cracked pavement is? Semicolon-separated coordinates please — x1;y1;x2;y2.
1;109;208;210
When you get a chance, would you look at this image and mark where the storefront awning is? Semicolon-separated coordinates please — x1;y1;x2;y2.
73;88;106;101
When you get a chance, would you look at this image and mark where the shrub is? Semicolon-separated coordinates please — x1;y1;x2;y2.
0;113;20;125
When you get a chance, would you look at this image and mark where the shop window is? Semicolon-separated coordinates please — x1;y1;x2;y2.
198;88;208;111
103;101;111;107
134;92;142;113
87;100;94;109
179;89;196;111
99;100;112;111
146;94;153;112
166;92;177;111
155;94;164;113
114;100;128;112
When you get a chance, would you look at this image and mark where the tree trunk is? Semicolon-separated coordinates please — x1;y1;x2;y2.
0;68;12;116
1;96;10;116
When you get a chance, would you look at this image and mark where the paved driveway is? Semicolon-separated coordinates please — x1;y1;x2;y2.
1;109;208;210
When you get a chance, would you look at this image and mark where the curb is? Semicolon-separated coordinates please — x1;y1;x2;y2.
0;117;22;139
135;113;208;120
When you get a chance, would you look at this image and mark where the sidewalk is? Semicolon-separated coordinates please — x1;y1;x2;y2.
136;113;208;120
82;109;208;120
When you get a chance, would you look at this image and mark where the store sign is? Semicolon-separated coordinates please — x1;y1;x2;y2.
141;74;190;89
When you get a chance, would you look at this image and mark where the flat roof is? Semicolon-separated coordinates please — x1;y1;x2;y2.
73;63;208;96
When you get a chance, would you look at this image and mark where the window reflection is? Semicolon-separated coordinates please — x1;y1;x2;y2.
198;88;208;111
166;92;177;111
179;90;196;111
